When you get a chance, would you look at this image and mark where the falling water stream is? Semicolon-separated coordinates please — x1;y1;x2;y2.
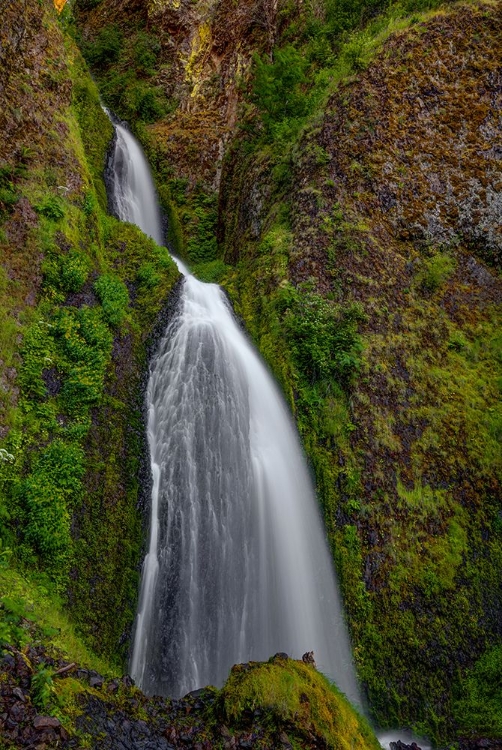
108;121;362;704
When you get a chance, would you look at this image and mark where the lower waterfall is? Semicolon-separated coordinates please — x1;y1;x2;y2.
107;120;361;705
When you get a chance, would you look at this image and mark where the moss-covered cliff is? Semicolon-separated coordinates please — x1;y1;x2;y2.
0;0;179;668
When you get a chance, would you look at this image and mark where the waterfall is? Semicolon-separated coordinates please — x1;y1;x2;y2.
108;122;361;705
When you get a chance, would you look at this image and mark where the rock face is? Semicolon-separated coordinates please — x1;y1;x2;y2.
316;10;502;268
78;0;267;192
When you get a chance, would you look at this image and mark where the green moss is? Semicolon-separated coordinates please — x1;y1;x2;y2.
454;645;502;737
222;657;380;750
71;52;114;211
0;565;112;674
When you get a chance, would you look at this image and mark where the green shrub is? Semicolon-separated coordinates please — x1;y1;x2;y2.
35;196;65;221
134;32;161;75
253;45;308;129
281;285;364;384
0;596;31;648
31;666;56;710
185;189;219;264
43;249;91;294
82;191;95;216
168;177;189;205
191;259;230;284
84;25;123;68
135;85;167;123
0;186;18;213
23;441;85;583
324;0;389;36
94;273;129;327
137;262;161;289
54;306;113;412
416;251;456;293
454;646;502;736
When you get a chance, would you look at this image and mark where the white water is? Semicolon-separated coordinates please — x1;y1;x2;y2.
108;123;361;704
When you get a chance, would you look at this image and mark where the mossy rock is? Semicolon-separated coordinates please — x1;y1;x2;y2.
222;655;379;750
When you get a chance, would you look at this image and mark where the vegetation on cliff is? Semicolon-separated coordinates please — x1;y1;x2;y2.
0;0;179;670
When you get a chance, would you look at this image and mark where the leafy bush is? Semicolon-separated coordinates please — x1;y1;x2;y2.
0;178;18;213
416;251;456;293
253;45;308;129
35;196;65;220
454;646;502;736
0;596;30;648
84;25;123;68
324;0;389;36
135;85;167;123
185;189;218;264
281;285;364;384
23;441;85;583
191;259;230;284
82;191;95;216
94;273;129;326
137;262;161;289
43;249;91;294
134;32;161;75
31;666;56;710
54;306;113;412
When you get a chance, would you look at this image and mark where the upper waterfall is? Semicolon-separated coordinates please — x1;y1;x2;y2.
107;121;361;706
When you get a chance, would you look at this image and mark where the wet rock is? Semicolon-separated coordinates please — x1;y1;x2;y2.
302;651;316;667
238;738;254;748
280;731;294;749
33;715;61;730
89;675;104;689
12;687;26;702
1;653;16;671
389;741;422;750
9;702;25;723
107;679;120;693
271;652;289;662
41;367;62;397
185;687;206;699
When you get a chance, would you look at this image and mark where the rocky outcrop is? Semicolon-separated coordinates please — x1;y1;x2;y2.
0;644;380;749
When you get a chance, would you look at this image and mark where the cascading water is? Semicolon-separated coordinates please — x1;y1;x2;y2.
108;122;164;247
107;121;361;705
